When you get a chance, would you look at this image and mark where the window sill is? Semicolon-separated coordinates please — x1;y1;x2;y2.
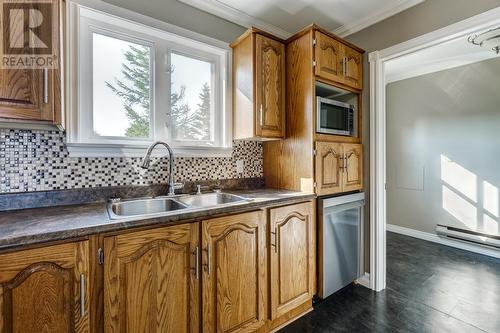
66;143;233;158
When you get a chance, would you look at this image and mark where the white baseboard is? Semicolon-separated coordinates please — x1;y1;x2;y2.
387;224;500;259
356;273;370;288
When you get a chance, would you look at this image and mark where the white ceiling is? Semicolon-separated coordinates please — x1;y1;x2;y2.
178;0;426;38
386;27;500;83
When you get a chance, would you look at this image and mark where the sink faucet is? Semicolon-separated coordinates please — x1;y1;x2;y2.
141;141;177;196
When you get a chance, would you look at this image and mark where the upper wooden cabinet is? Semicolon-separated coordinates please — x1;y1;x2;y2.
0;241;89;333
231;28;286;140
269;202;314;319
103;224;199;333
315;141;363;196
0;0;64;126
314;31;363;90
202;210;267;333
314;32;344;84
342;45;363;90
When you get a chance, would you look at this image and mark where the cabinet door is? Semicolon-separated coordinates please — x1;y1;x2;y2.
270;202;314;319
343;143;363;192
202;211;266;333
0;241;89;333
104;223;199;333
0;0;61;123
0;69;51;120
314;32;344;84
315;141;343;196
255;34;285;138
342;45;363;90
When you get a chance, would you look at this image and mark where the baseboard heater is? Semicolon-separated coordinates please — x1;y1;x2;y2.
436;225;500;249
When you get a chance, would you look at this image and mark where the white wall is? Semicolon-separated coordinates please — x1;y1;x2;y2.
386;56;500;237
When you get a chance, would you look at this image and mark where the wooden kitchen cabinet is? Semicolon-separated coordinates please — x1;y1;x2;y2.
342;45;363;90
0;241;89;333
342;143;363;192
103;223;200;333
314;31;363;90
202;210;267;333
0;0;64;126
315;141;344;196
315;141;363;196
262;25;365;193
314;31;344;84
232;28;286;140
269;202;314;319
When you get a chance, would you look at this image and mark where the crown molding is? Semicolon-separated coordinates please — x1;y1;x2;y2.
179;0;424;40
332;0;426;37
178;0;292;39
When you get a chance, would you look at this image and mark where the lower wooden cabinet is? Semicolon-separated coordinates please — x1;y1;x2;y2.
202;210;267;333
0;241;89;333
269;202;314;319
0;201;315;333
315;141;363;196
342;143;363;192
103;223;199;333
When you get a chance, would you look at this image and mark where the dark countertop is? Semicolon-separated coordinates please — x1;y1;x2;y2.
0;189;315;252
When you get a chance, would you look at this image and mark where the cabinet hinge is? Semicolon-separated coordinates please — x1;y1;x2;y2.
313;60;317;67
97;247;104;265
313;38;316;45
313;149;316;156
313;182;317;188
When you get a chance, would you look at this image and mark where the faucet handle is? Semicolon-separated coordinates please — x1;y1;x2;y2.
173;182;184;190
196;184;202;195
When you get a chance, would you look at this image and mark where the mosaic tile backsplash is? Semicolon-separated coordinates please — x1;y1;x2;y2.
0;129;263;193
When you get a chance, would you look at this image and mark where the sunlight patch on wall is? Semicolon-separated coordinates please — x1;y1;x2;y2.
442;185;477;229
483;180;499;217
440;155;477;202
483;214;499;235
440;154;499;235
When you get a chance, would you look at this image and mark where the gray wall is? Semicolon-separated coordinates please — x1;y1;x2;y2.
102;0;246;43
346;0;500;52
386;57;500;237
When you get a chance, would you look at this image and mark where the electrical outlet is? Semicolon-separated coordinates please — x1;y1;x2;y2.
236;160;244;174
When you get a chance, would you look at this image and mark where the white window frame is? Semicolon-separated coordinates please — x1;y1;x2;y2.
66;0;232;157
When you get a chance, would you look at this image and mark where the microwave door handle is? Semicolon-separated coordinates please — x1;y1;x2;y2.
346;111;350;134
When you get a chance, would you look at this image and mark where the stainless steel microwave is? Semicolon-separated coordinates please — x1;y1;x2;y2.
316;97;355;136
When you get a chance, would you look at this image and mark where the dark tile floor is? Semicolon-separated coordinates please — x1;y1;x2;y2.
279;232;500;333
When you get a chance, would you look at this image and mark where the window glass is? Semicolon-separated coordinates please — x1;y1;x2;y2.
92;33;152;138
170;52;213;142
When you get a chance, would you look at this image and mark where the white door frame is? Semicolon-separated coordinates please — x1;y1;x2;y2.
368;6;500;292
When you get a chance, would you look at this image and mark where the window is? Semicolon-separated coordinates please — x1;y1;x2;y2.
68;3;231;156
92;33;153;139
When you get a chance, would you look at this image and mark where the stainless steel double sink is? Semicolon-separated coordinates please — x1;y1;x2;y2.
108;192;251;219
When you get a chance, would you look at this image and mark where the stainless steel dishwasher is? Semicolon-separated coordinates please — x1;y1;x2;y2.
319;192;365;298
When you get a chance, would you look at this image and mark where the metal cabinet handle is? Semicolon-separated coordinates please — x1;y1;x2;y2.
343;57;347;77
203;245;211;276
192;246;200;280
259;105;263;127
43;68;49;104
80;274;85;317
344;153;348;171
97;247;104;265
271;228;278;253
